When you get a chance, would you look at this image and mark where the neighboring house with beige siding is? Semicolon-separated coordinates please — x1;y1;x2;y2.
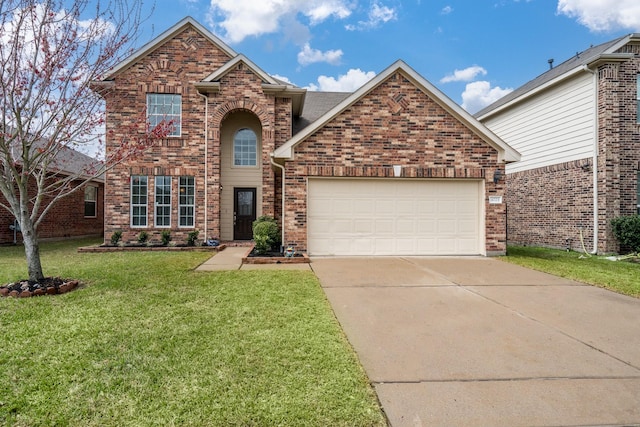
477;33;640;253
94;16;519;256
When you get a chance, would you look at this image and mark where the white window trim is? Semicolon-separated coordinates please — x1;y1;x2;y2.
84;185;98;218
130;175;148;228
147;93;182;137
154;176;172;228
232;128;258;168
178;176;195;228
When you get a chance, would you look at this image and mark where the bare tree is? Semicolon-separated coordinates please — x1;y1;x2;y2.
0;0;172;281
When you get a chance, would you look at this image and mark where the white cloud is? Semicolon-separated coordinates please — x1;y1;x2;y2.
461;81;513;114
441;5;453;15
297;43;343;66
345;1;397;31
557;0;640;32
207;0;354;43
271;74;294;84
306;68;376;91
440;65;487;83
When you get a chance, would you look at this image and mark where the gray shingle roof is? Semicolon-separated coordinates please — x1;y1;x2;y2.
4;131;104;182
475;34;630;118
293;91;352;135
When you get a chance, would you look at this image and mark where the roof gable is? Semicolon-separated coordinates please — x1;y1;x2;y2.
202;54;278;85
274;60;519;163
103;16;237;79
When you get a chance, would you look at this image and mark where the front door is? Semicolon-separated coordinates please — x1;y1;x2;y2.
234;188;256;240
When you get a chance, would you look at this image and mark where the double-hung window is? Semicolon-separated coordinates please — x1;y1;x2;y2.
147;94;181;136
131;176;148;227
179;176;195;227
233;128;257;166
155;176;172;227
84;186;97;218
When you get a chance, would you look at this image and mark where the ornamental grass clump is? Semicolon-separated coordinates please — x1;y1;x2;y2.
110;231;122;246
187;230;199;246
161;230;172;246
252;216;281;255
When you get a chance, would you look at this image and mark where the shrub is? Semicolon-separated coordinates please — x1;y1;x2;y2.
252;216;281;255
161;230;172;246
187;230;199;246
137;231;149;244
611;215;640;253
110;231;122;246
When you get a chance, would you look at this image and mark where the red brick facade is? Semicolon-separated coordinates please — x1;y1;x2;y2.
99;19;512;254
505;159;594;250
0;179;104;244
284;71;506;254
101;24;290;245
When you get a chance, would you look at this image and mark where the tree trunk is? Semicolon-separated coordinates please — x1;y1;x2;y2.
21;220;45;282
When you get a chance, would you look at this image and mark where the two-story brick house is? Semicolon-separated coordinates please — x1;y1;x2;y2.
477;34;640;253
95;16;519;256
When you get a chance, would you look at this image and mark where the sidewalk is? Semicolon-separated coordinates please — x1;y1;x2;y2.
195;246;311;271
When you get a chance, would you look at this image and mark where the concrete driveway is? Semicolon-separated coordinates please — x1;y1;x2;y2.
311;256;640;427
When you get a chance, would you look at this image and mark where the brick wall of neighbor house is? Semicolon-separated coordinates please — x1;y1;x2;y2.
103;26;291;244
0;180;104;244
596;50;640;253
504;50;640;254
505;159;594;251
283;71;506;254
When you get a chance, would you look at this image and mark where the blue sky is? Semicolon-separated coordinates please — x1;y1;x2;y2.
125;1;639;113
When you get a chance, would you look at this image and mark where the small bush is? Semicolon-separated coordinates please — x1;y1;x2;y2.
187;230;199;246
611;215;640;253
137;231;149;244
252;216;281;255
110;231;122;246
161;230;172;246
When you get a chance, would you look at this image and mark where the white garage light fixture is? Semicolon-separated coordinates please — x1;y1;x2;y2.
393;165;402;177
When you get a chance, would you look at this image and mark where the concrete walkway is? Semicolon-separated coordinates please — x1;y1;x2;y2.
311;256;640;426
195;246;311;271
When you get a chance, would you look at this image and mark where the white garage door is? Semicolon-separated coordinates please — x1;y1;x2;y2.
307;178;484;256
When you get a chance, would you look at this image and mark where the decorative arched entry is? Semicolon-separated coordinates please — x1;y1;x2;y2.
219;109;262;240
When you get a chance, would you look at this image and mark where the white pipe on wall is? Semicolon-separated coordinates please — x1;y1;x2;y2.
270;154;286;248
197;91;209;242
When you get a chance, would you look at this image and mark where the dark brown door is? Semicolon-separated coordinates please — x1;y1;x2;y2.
234;188;256;240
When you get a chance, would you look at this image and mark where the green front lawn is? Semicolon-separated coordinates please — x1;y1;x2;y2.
0;239;385;426
503;246;640;298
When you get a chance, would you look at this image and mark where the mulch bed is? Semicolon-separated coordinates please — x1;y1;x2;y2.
0;277;80;298
242;247;309;264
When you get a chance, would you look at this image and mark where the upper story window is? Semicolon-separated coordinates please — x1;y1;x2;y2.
84;186;97;218
147;94;181;137
233;128;257;167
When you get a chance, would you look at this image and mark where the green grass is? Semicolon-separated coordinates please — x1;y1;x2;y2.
0;239;385;426
503;246;640;298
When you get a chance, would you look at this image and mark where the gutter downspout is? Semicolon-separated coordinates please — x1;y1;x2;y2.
197;91;209;242
583;65;599;254
269;154;285;248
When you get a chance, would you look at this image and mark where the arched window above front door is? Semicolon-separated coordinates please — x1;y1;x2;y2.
233;128;257;167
